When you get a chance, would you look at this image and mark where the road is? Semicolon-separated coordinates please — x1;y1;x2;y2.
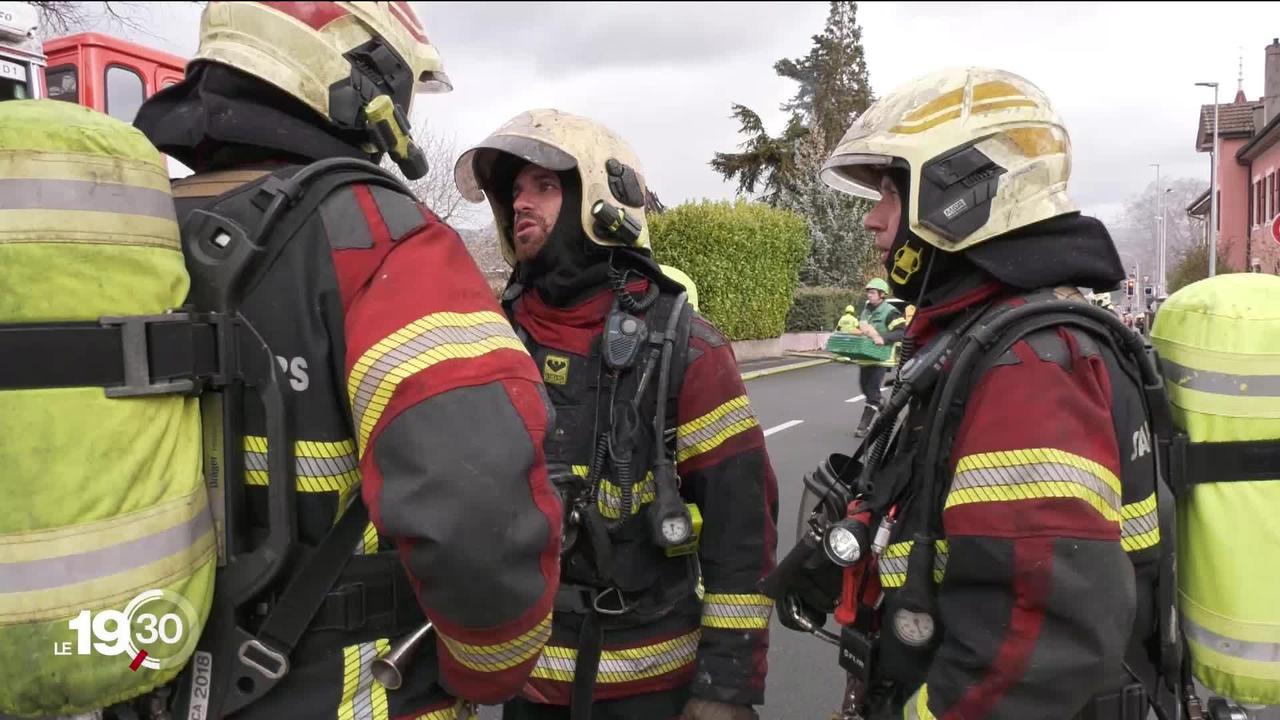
478;361;868;719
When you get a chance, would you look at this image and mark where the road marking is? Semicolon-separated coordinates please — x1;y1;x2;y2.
845;395;866;404
763;420;805;437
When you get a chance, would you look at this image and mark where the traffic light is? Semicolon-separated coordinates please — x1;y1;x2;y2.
1126;278;1136;297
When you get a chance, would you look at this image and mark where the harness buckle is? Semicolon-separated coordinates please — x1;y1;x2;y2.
592;587;635;616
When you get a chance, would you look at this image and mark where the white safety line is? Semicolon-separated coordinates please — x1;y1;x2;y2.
763;420;805;437
845;395;866;404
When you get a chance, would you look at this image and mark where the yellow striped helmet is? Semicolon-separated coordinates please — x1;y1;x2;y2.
455;109;651;267
192;2;451;178
821;67;1075;252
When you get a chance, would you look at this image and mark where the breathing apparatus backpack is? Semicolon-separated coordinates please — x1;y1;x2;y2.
0;99;425;719
1150;274;1280;709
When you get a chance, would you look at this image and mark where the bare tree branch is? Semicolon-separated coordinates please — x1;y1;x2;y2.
26;1;203;42
382;122;479;226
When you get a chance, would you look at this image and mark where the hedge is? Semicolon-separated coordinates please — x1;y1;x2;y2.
786;287;863;332
649;200;808;341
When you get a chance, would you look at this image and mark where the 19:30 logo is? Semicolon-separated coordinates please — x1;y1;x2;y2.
58;589;201;671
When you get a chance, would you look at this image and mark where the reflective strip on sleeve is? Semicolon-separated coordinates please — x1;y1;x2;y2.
0;486;215;622
701;593;773;630
348;311;527;455
676;395;759;464
438;612;552;673
244;435;362;510
413;701;475;720
947;448;1122;523
878;539;949;588
531;630;701;684
1121;493;1160;552
339;639;391;720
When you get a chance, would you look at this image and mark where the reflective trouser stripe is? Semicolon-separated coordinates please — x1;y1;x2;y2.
0;487;215;622
702;593;773;630
530;630;701;684
879;540;949;588
339;639;391;720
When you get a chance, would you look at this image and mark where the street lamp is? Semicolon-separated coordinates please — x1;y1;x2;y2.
1150;163;1162;293
1195;81;1219;277
1162;188;1173;294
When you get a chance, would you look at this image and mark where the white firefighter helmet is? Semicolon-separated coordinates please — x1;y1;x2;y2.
455;108;650;267
192;1;451;178
820;67;1075;253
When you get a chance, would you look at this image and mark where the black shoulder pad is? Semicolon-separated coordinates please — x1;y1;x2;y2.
689;314;727;349
318;186;374;250
368;185;428;242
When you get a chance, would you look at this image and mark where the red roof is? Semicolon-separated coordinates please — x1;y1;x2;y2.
1196;100;1263;151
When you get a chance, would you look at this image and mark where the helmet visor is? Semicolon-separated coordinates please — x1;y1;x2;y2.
819;153;894;201
455;135;578;202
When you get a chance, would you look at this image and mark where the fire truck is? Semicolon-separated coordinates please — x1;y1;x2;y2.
1;1;185;123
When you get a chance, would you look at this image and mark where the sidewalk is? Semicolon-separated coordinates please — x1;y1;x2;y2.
738;352;835;381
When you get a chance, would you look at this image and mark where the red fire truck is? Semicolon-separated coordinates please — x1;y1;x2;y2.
1;1;185;124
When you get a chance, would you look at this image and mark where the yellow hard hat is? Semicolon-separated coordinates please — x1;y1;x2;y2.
844;305;856;314
455;109;650;267
821;67;1075;253
192;2;450;178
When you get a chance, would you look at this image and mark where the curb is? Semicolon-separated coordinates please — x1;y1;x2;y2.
740;358;832;381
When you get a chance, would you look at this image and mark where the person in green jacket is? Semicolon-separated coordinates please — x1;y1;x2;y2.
852;277;904;437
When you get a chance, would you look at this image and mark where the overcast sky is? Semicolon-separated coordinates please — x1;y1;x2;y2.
119;1;1280;229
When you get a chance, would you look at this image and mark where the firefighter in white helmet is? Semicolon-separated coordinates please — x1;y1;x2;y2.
773;68;1173;720
457;109;778;720
133;4;560;719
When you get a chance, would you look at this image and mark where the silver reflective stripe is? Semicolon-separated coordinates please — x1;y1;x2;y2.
0;177;176;220
0;507;212;592
350;320;515;426
952;461;1122;511
1184;616;1280;663
244;450;357;477
1162;358;1280;397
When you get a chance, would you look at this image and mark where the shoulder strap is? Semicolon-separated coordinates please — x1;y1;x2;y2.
645;291;694;457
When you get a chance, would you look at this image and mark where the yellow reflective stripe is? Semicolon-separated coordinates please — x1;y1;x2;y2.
0;487;216;622
339;639;391;720
243;436;362;509
676;395;759;464
347;311;526;456
949;449;1122;522
903;685;938;720
702;593;772;630
0;150;172;192
439;612;551;672
1155;337;1278;378
360;521;379;555
1121;493;1160;552
414;702;474;720
597;472;656;519
531;630;701;684
0;208;179;250
1165;384;1280;420
878;540;949;588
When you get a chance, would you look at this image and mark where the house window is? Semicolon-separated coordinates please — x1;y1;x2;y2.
105;65;145;123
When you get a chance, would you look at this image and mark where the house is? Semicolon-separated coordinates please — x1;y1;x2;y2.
1189;38;1280;274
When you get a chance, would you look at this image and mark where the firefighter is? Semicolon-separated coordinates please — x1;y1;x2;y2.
455;109;779;720
133;3;560;718
799;67;1170;719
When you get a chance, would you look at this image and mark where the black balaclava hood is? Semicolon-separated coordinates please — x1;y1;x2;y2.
882;169;1126;306
499;159;660;308
134;63;372;172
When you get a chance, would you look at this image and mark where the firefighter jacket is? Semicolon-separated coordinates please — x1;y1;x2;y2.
873;281;1163;720
171;166;561;719
508;280;779;707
